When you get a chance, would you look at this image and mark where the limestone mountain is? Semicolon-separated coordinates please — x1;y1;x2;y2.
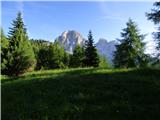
55;30;86;53
96;38;117;63
56;30;117;63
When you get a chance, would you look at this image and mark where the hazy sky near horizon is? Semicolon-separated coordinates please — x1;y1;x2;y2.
1;1;156;53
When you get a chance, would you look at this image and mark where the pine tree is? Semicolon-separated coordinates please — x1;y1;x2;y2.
84;30;100;67
6;12;36;76
70;45;85;67
146;2;160;59
1;28;9;73
113;19;148;68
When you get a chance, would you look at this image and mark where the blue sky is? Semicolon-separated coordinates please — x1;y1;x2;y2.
1;1;156;53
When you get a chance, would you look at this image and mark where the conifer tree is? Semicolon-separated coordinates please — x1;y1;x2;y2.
1;28;9;73
146;2;160;59
84;30;100;67
70;45;85;67
6;12;36;76
113;19;148;68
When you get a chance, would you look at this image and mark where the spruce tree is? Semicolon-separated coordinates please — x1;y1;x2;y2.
1;28;9;73
113;19;147;68
84;30;100;67
70;45;85;68
146;2;160;59
6;12;36;76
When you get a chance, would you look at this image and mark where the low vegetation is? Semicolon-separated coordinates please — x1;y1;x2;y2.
2;68;160;120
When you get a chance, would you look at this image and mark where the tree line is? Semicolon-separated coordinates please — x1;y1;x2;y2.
1;12;100;76
1;1;160;76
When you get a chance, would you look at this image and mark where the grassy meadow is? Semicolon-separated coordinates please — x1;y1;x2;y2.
1;68;160;120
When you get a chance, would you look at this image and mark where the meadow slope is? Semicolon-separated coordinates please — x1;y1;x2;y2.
1;68;160;120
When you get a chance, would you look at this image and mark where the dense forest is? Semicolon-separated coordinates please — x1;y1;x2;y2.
1;1;160;76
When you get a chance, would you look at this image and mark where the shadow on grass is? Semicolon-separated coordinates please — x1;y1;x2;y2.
2;68;160;120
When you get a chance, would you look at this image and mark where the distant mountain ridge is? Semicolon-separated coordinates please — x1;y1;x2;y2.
96;38;117;63
56;30;117;62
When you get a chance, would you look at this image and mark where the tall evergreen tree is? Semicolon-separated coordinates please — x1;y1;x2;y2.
146;1;160;59
113;19;148;68
6;12;36;76
84;30;100;67
1;28;9;73
70;45;85;67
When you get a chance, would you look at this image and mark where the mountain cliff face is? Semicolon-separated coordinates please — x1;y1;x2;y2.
56;30;85;53
56;30;117;62
96;38;117;63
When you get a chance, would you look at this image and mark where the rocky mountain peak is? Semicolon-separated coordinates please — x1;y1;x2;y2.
96;38;117;63
56;30;86;53
56;30;117;63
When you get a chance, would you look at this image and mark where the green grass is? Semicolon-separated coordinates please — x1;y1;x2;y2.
1;68;160;120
